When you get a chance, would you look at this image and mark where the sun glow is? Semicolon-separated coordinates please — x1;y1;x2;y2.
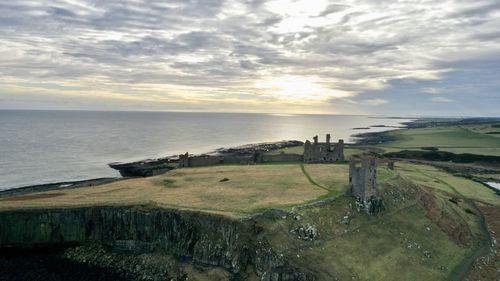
255;75;352;102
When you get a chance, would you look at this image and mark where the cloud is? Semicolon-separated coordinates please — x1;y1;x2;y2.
431;97;455;103
365;99;388;106
421;87;447;94
0;0;499;115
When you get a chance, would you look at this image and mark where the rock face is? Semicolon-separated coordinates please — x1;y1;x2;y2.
0;206;315;281
109;159;175;177
291;224;318;241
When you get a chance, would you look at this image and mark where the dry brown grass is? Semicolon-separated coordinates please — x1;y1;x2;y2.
303;164;349;192
0;164;338;217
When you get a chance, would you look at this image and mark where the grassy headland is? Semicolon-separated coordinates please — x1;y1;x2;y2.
1;118;499;281
0;164;349;217
377;123;500;156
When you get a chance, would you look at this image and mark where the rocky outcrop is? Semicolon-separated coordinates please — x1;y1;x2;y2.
108;140;304;177
420;191;472;247
109;159;175;177
0;206;314;281
214;140;304;156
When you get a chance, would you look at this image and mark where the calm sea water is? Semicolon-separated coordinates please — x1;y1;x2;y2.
0;110;412;190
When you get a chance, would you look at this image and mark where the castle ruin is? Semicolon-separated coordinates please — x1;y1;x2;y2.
348;158;376;201
303;134;344;163
178;152;190;168
348;158;382;215
177;151;303;168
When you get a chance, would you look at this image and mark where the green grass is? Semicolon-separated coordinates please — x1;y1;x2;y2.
462;123;500;138
343;147;365;160
397;162;499;206
301;164;350;198
259;173;477;281
0;164;348;217
379;126;500;156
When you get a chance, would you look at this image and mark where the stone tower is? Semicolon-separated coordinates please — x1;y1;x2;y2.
348;158;377;202
178;152;190;168
303;134;344;163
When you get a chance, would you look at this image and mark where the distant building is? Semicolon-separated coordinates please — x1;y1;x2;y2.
303;134;344;163
178;152;190;167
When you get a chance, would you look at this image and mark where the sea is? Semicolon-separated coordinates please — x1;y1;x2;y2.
0;110;413;191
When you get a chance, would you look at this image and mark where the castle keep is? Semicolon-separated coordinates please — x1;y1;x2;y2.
348;158;382;215
348;158;377;201
303;134;344;163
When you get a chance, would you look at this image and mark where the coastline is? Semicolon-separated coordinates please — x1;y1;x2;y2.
0;178;123;199
0;141;305;197
0;122;412;196
352;117;500;146
0;119;426;196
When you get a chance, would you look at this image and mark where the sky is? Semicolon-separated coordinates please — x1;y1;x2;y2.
0;0;499;116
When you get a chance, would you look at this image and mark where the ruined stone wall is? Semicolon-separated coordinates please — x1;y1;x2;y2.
178;153;190;168
262;154;303;163
223;155;254;165
178;152;303;168
189;156;225;167
303;135;344;163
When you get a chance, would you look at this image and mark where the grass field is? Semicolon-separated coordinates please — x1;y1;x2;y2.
379;125;500;156
302;164;348;195
397;162;499;206
463;122;500;138
0;164;352;216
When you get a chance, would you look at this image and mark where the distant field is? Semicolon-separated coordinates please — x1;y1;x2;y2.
379;124;500;156
397;162;499;206
464;123;500;138
0;164;352;216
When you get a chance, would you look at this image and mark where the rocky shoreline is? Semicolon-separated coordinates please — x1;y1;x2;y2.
108;140;304;177
0;178;122;199
0;140;305;197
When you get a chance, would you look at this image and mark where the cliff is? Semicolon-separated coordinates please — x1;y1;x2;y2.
0;206;314;281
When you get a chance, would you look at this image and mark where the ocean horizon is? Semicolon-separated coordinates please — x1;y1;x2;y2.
0;110;412;190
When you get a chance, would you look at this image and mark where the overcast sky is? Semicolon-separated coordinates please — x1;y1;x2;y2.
0;0;499;116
